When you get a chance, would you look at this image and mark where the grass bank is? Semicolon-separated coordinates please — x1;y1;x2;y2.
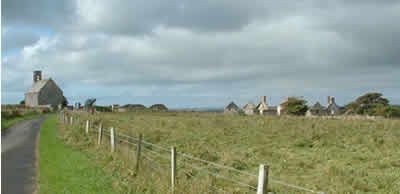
1;113;43;133
65;112;400;193
38;116;118;194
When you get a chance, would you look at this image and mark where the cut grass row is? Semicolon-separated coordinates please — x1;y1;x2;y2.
38;116;118;194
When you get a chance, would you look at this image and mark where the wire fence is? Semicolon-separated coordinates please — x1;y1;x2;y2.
60;112;326;194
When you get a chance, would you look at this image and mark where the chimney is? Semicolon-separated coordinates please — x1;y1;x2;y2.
327;96;331;105
33;70;42;83
262;96;266;105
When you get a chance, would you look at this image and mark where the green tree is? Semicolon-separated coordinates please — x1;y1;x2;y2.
19;100;25;105
345;92;390;116
62;96;68;107
280;97;308;116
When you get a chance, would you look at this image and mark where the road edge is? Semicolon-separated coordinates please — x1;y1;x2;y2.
34;121;40;194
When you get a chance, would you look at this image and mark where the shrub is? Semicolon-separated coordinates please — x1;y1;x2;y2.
280;97;308;116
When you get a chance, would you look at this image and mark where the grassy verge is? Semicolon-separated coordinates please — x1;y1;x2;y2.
38;116;118;194
1;114;43;133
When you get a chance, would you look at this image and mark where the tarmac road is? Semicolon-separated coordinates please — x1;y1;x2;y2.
1;116;48;194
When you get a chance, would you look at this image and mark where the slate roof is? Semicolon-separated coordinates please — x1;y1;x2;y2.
310;102;325;110
225;102;240;110
256;103;269;110
26;80;50;93
327;102;340;110
243;102;256;110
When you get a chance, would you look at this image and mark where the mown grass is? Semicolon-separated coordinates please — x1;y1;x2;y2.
64;112;400;193
38;116;118;194
1;113;43;133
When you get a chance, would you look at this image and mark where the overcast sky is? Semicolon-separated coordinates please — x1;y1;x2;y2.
2;0;400;108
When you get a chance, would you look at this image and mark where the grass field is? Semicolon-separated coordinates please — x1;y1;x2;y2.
63;112;400;193
38;116;119;194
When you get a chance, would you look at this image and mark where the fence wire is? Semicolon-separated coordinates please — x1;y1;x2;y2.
177;151;257;178
178;158;257;190
141;139;171;152
142;146;171;160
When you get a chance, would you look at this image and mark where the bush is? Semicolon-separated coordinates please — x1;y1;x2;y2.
280;97;308;116
237;109;246;116
383;106;400;118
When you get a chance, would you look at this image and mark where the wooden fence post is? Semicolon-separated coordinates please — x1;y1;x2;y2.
70;116;73;125
135;134;143;172
110;127;115;152
97;123;102;145
171;146;176;193
85;120;90;134
257;164;269;194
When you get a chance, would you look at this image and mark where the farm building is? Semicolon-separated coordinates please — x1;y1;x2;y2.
306;102;327;117
327;97;341;115
264;106;278;116
242;102;257;115
112;104;120;112
24;71;64;108
307;96;342;117
257;96;268;115
256;96;277;116
224;102;240;115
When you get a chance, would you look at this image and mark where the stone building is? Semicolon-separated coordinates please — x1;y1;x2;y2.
277;98;290;116
257;96;269;115
25;71;64;108
327;96;341;115
112;104;120;112
263;106;278;116
242;102;257;115
256;96;277;116
307;96;342;117
306;102;327;117
224;102;240;115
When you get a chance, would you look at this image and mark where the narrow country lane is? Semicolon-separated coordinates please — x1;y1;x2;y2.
2;116;48;194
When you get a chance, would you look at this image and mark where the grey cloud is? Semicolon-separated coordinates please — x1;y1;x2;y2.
311;1;400;66
2;0;400;105
2;0;76;28
75;0;314;34
1;27;40;51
